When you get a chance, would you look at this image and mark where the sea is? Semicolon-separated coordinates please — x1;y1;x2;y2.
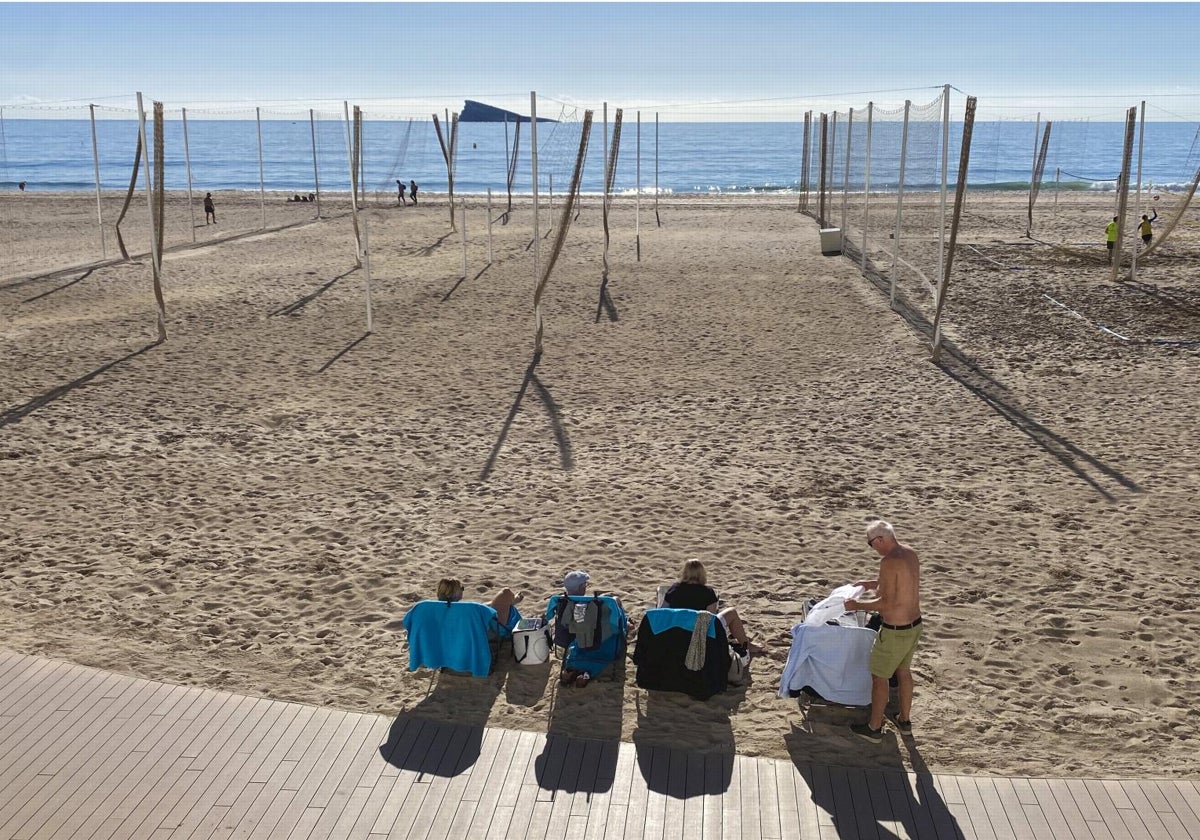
1;118;1198;196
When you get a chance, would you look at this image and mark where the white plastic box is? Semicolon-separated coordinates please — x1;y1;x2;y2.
819;228;842;256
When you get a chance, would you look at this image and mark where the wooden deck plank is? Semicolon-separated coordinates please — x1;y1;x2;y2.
494;731;543;840
989;777;1037;839
26;681;181;840
788;763;822;840
681;752;708;839
3;652;1199;840
0;671;141;834
24;680;180;840
105;691;253;840
1151;781;1200;836
1024;778;1082;840
1081;780;1137;840
464;729;523;837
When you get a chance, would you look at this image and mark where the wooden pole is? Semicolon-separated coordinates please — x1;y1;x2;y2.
309;108;322;218
891;101;911;309
636;110;641;261
460;199;468;279
256;106;266;228
931;96;977;363
655;112;661;226
181;107;196;242
486;188;494;264
89;104;108;257
841;108;853;236
135;92;166;342
1131;100;1147;282
531;92;542;358
937;84;950;293
862;103;873;274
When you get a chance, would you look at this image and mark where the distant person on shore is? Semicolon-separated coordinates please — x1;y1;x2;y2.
396;180;407;206
409;180;419;205
1139;210;1158;248
204;192;216;225
18;181;26;192
844;520;923;742
1105;216;1118;263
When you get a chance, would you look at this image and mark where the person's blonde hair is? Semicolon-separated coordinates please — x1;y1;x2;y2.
436;577;464;602
679;559;707;585
865;520;895;543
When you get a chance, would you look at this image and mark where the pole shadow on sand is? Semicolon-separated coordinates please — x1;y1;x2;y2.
20;268;95;304
849;244;1141;500
269;266;359;318
0;341;159;430
479;356;574;481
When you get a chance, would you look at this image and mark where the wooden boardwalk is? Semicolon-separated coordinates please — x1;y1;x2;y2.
1;650;1197;839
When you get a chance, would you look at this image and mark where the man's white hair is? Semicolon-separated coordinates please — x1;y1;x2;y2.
865;519;895;542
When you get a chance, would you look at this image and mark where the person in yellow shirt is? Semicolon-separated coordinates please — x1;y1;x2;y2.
1138;210;1158;248
1105;216;1119;264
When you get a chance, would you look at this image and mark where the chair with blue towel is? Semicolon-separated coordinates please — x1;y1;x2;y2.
544;593;629;680
402;599;520;678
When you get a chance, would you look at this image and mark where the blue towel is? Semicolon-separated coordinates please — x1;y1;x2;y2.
645;608;717;638
402;600;505;678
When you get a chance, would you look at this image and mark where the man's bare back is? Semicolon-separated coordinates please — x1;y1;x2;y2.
874;542;920;625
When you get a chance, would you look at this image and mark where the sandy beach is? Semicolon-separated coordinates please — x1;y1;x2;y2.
1;189;1197;779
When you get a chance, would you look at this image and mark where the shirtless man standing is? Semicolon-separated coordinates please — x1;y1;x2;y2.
844;519;922;741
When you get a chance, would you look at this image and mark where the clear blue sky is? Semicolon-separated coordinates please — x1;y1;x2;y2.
2;3;1198;118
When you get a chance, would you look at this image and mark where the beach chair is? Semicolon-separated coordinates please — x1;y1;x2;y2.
778;607;876;706
632;608;732;700
401;600;520;678
544;593;629;681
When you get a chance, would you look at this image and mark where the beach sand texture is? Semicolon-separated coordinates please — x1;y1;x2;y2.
1;191;1197;778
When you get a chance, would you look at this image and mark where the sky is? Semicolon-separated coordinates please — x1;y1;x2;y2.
2;2;1199;120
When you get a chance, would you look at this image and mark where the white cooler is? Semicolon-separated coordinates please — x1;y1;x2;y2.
819;228;842;256
512;624;551;665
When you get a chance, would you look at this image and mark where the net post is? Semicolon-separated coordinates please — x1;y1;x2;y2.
937;84;950;295
636;110;641;262
88;104;108;258
890;100;911;309
256;106;266;228
799;110;810;213
841;108;853;236
357;106;373;332
655;112;661;226
862;102;873;274
460;199;468;280
931;96;977;364
1026;112;1040;237
817;113;828;226
135;92;166;342
602;102;610;281
486;187;494;264
1110;106;1137;283
531;92;542;359
181;107;196;242
309;108;322;219
1130;100;1147;282
343;101;362;268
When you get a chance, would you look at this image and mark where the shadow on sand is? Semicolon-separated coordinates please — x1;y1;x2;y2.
479;356;573;481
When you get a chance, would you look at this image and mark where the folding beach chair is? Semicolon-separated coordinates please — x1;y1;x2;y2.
631;607;732;700
544;593;629;680
402;600;519;678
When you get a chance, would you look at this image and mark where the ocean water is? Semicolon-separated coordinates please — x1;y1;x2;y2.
1;118;1197;195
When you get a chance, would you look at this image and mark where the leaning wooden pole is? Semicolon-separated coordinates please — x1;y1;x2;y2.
930;96;977;364
88;104;108;257
136;93;167;342
1110;106;1137;283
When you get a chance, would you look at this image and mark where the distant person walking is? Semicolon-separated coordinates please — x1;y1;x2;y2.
204;192;216;225
1139;210;1157;247
409;180;419;206
396;179;407;206
1105;215;1118;263
18;181;26;192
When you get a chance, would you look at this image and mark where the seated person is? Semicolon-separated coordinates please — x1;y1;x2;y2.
288;194;301;203
436;577;524;631
661;559;760;656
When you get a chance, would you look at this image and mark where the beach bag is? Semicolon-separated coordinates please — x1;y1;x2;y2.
512;620;551;665
727;647;750;686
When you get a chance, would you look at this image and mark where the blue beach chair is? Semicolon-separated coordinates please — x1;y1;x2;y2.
544;593;629;680
402;600;521;678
